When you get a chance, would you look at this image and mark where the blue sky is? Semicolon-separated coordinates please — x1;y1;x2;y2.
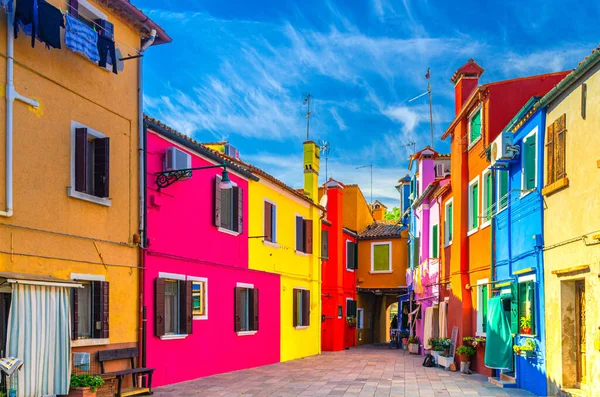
141;0;599;208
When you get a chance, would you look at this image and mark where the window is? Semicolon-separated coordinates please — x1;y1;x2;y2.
482;169;492;225
235;285;258;333
293;289;310;327
357;308;364;329
321;230;329;260
476;280;488;336
70;124;111;204
215;176;242;233
468;107;482;145
522;130;537;192
517;279;536;336
444;199;453;246
468;177;479;233
189;277;208;320
72;280;109;340
346;240;358;271
545;114;567;187
431;224;439;258
371;242;392;273
155;277;193;338
346;299;357;319
338;305;343;319
264;201;277;243
581;83;587;120
497;170;509;211
295;216;313;254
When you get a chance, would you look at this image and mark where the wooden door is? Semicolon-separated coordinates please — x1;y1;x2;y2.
576;280;586;386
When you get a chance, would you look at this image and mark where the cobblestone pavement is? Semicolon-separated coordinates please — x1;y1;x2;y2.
153;345;538;397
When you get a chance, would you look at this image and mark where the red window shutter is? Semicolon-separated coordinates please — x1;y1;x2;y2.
155;278;166;337
214;175;222;227
251;288;259;331
546;122;555;185
264;202;272;242
93;137;110;198
293;289;298;327
72;288;78;340
75;128;88;193
234;287;242;332
303;219;313;254
302;290;310;326
233;186;243;233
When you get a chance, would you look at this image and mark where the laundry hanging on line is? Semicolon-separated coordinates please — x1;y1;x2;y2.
14;0;64;49
65;13;100;63
97;35;118;74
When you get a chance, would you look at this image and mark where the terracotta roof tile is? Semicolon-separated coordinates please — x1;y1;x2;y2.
359;222;404;239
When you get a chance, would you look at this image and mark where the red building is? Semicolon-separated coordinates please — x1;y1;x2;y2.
320;179;360;351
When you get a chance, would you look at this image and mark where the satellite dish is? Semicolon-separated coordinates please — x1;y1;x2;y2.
319;194;328;208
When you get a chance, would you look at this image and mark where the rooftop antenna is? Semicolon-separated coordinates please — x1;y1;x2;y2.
356;164;373;206
318;140;331;182
408;68;434;148
303;93;311;141
402;141;416;157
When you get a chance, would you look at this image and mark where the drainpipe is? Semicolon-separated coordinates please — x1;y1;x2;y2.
137;29;156;371
2;10;40;217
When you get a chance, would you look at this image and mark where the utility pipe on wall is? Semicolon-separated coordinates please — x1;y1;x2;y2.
2;10;39;217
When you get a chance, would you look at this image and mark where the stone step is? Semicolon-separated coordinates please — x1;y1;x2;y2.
488;376;518;388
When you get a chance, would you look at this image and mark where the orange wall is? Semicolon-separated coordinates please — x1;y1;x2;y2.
356;231;408;289
342;186;374;233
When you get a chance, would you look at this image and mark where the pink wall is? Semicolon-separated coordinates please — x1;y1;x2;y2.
144;129;281;386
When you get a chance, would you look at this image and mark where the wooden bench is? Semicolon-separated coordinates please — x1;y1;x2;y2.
98;348;154;397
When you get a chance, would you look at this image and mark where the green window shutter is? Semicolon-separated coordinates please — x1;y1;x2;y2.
448;203;453;241
413;237;419;268
499;171;508;210
470;110;482;142
482;285;488;333
524;135;537;190
374;244;390;271
510;283;519;335
432;225;438;258
471;184;479;229
486;173;492;220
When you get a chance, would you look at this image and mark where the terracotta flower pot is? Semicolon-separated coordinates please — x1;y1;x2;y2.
459;353;471;363
68;387;97;397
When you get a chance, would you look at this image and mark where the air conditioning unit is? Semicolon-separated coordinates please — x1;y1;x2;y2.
224;144;239;159
165;147;191;172
490;132;516;165
434;164;444;178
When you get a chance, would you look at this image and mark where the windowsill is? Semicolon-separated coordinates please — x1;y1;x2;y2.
542;177;569;196
475;332;486;338
263;240;279;248
480;221;491;230
370;270;392;274
72;338;110;347
345;267;355;272
497;206;508;215
160;334;189;341
67;188;111;207
193;315;208;320
444;241;453;248
236;331;258;336
295;251;309;256
218;227;241;236
518;334;537;338
295;326;309;330
467;228;479;237
467;136;482;151
520;189;536;199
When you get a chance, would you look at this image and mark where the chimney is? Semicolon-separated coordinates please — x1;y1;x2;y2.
372;201;387;221
451;59;484;115
303;141;320;203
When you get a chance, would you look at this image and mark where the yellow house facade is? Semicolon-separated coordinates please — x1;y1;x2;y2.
0;1;169;394
541;48;600;396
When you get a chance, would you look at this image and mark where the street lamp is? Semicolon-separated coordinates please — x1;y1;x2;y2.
156;164;233;191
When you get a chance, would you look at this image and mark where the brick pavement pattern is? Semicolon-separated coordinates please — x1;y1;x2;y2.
153;345;538;396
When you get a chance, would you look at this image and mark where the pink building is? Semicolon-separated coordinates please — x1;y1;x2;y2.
143;117;281;386
408;147;450;352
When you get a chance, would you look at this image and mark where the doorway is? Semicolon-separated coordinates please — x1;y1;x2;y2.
575;280;586;387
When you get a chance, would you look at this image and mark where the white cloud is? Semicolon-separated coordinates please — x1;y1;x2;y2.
497;46;592;76
329;108;347;131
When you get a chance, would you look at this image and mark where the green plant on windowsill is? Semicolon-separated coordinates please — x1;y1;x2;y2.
346;316;357;326
519;316;532;335
475;336;486;346
463;336;475;345
513;338;536;358
70;374;105;392
0;391;6;397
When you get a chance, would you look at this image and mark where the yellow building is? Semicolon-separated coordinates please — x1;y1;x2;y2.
0;1;169;394
541;47;600;396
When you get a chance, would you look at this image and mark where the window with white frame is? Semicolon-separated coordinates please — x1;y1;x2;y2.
235;284;258;333
189;276;208;320
476;279;489;336
444;199;453;246
522;129;538;192
497;170;509;211
155;274;193;338
431;224;439;258
468;177;479;233
293;288;310;327
468;106;482;146
371;242;392;272
482;169;492;225
357;308;364;329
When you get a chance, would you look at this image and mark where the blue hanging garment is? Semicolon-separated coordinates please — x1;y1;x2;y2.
14;0;38;47
65;13;100;62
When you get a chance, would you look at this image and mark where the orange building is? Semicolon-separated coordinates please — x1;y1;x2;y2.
440;59;568;374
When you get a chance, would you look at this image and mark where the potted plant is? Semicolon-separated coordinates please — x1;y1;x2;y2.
513;338;536;358
408;336;420;354
456;345;476;374
69;374;104;397
463;336;475;347
475;336;486;348
346;316;357;327
519;316;532;335
439;338;452;356
400;331;409;349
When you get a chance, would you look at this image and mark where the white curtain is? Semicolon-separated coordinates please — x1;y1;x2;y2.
439;302;448;338
7;283;72;397
423;306;434;349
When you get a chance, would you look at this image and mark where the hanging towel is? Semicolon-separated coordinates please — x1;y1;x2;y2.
422;306;434;349
73;352;90;372
0;357;23;376
438;301;448;338
65;14;100;62
37;0;64;49
484;297;513;370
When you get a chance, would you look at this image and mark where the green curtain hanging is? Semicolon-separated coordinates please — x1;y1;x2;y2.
484;297;513;370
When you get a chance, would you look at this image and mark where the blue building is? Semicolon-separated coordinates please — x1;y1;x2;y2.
397;174;417;336
490;97;548;396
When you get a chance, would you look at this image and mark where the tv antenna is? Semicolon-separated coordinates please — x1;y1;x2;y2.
402;141;416;157
303;93;311;141
356;164;373;206
408;68;434;148
318;140;331;182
